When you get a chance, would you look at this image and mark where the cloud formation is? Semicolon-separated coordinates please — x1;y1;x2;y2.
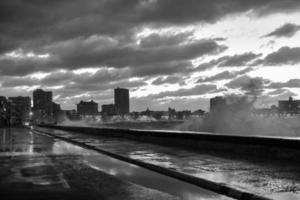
152;76;185;85
256;46;300;66
195;52;260;71
263;23;300;38
149;84;217;99
0;0;300;110
0;38;225;76
268;79;300;88
197;68;253;83
226;75;270;95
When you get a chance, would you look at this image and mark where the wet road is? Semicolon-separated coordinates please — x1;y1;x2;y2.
33;126;300;200
0;128;233;200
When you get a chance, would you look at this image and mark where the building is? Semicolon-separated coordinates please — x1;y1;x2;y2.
0;96;24;126
192;109;206;117
65;109;81;121
210;96;226;112
33;89;53;117
278;97;300;114
176;110;192;120
253;106;278;116
139;107;166;120
168;107;176;120
101;104;116;117
52;102;63;123
0;96;8;126
114;88;130;115
8;96;31;125
77;100;98;115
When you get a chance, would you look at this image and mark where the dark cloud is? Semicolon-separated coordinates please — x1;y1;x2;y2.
212;37;227;41
0;67;143;100
263;23;300;38
0;0;296;77
197;68;253;83
267;88;293;95
50;38;226;70
131;61;193;77
152;76;185;85
1;0;299;54
194;52;260;72
268;79;300;89
0;38;225;76
218;53;261;67
65;79;147;93
139;32;192;48
256;46;300;66
41;71;76;86
0;76;38;87
150;84;217;99
255;1;300;16
0;55;51;76
138;0;300;25
226;75;270;95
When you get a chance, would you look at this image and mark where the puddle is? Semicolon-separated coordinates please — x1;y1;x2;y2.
53;139;232;200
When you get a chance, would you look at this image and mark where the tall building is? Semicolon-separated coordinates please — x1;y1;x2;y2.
114;88;130;115
0;96;8;126
52;102;63;122
210;96;226;112
0;96;25;126
32;89;53;119
77;100;98;115
8;96;31;125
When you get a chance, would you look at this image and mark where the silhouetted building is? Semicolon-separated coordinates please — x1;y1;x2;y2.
140;108;167;120
0;97;23;126
210;96;226;112
278;97;300;114
168;107;176;120
52;102;63;123
8;96;31;125
52;102;61;112
33;89;53;118
177;110;192;120
142;107;152;117
253;106;278;116
65;109;81;121
8;101;22;125
77;100;98;115
114;88;129;115
192;109;205;117
101;104;116;117
0;96;8;126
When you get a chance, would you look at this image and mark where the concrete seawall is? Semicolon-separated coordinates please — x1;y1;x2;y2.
38;125;300;161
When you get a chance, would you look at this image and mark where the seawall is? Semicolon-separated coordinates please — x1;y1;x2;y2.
38;124;300;161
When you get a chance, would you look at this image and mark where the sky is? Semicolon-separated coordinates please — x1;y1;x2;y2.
1;0;300;111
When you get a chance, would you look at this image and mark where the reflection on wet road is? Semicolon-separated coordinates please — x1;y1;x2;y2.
0;128;232;200
33;127;300;200
0;128;70;197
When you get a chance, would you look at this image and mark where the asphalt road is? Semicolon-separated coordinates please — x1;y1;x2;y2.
33;126;300;200
0;127;233;200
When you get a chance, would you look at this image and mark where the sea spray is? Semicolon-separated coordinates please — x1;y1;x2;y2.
175;95;300;137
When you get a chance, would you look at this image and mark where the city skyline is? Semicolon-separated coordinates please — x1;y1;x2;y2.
1;1;300;111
